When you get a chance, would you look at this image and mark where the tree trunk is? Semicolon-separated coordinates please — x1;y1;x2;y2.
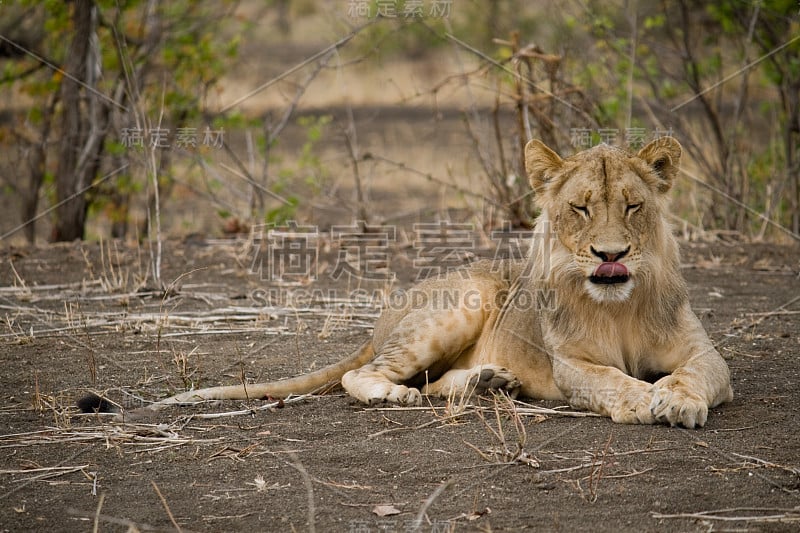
52;0;106;241
21;96;56;243
787;79;800;236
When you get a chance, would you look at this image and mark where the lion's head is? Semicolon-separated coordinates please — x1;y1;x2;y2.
525;137;682;303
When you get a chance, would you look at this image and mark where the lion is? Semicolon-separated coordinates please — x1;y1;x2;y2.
80;137;733;428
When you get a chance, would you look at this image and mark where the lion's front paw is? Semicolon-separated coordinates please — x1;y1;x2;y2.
610;389;656;425
649;385;708;428
342;370;422;406
387;384;423;406
469;366;521;397
361;384;422;406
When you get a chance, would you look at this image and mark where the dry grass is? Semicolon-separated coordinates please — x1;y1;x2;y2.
1;289;379;342
465;391;540;468
565;433;613;503
0;242;381;435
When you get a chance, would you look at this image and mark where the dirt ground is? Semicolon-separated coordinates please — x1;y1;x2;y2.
0;238;799;532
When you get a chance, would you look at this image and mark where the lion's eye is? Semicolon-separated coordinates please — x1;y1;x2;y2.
570;204;590;218
626;203;641;215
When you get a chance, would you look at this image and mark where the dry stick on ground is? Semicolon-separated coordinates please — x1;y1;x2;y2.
603;468;655;479
67;509;160;532
465;393;539;468
0;465;91;480
287;451;316;533
367;401;598;444
367;411;474;439
718;293;800;349
652;507;800;523
0;448;88;500
536;462;598;476
582;433;614;503
412;478;455;532
92;493;105;533
670;425;798;496
731;452;800;476
368;401;601;419
126;393;315;421
0;424;223;455
747;310;800;316
511;399;602;418
7;260;31;298
151;480;182;533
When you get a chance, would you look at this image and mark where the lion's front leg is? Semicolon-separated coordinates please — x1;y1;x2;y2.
422;365;521;399
644;311;733;428
649;349;733;428
551;356;656;425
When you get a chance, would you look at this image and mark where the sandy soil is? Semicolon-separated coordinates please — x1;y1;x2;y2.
0;238;798;532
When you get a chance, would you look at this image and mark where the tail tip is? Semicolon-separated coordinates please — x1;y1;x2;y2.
76;393;118;414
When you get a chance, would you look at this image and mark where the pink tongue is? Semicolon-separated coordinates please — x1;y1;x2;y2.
594;262;629;278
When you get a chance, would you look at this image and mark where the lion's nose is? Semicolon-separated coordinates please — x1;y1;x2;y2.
590;245;630;262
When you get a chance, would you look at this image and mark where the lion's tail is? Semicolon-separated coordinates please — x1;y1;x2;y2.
77;341;374;419
148;340;374;410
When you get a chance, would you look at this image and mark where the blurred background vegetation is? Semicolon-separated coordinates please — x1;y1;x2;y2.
0;0;798;246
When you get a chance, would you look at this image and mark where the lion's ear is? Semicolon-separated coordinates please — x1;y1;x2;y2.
525;139;563;195
637;137;682;193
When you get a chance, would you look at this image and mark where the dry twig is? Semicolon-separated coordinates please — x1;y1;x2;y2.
151;480;183;532
412;478;454;532
652;507;800;523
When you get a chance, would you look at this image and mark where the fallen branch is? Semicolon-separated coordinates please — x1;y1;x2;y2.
652;507;800;523
287;452;316;533
151;480;183;532
0;465;90;477
366;400;601;419
412;478;455;532
171;393;315;420
67;508;159;531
